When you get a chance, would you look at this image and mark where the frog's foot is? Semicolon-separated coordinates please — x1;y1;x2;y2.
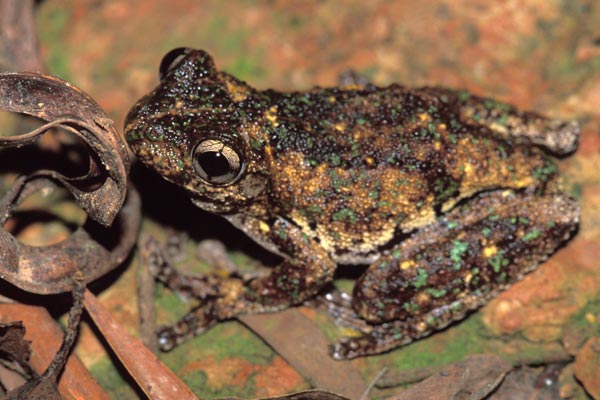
330;319;422;360
307;288;374;333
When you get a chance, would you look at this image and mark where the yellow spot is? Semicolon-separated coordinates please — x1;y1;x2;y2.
225;81;249;101
415;292;431;306
365;156;374;166
585;312;596;324
265;106;279;127
464;272;473;285
175;100;183;109
434;141;442;151
259;221;270;233
334;122;345;132
464;163;472;174
418;113;430;122
328;96;336;103
483;245;498;258
416;321;428;332
400;260;415;270
437;123;447;130
511;177;534;190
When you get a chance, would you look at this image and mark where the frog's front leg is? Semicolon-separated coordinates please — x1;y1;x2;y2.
331;190;579;359
157;217;336;351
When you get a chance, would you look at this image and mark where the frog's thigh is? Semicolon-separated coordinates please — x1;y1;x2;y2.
353;191;579;324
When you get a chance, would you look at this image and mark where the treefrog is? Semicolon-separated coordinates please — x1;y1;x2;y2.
125;48;579;359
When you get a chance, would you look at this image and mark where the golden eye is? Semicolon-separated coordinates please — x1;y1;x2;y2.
192;139;244;185
159;47;192;81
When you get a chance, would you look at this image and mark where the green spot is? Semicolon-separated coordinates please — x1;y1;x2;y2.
425;287;448;299
496;271;507;283
522;229;541;242
497;145;508;159
484;99;495;110
332;208;358;224
330;154;341;166
413;268;428;289
299;96;311;105
249;138;264;149
496;113;509;125
277;228;287;240
368;190;379;199
306;205;323;216
488;251;508;273
482;227;491;237
533;161;559;182
447;221;458;229
392;249;402;259
450;240;468;270
457;91;471;101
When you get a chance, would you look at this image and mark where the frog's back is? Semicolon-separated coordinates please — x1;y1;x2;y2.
256;85;557;263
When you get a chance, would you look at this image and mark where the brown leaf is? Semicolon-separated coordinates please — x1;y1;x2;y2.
0;303;109;400
389;354;512;400
573;336;600;398
1;282;111;400
239;309;369;400
263;389;351;400
83;288;199;400
488;365;563;400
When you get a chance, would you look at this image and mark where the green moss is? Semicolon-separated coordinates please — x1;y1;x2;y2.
159;321;272;397
89;358;140;399
36;5;71;80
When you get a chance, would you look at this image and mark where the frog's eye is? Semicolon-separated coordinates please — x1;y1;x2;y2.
159;47;192;81
192;139;244;185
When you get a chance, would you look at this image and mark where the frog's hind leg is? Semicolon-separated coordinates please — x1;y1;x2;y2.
331;190;579;359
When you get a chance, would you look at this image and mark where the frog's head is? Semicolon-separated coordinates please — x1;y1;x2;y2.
125;48;269;214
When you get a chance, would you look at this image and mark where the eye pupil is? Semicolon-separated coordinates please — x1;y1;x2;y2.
192;139;244;185
196;151;230;179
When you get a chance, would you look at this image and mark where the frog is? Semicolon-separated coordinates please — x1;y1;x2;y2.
124;48;580;359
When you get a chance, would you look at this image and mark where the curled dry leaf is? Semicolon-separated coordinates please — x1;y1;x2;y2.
0;72;140;294
0;72;129;225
